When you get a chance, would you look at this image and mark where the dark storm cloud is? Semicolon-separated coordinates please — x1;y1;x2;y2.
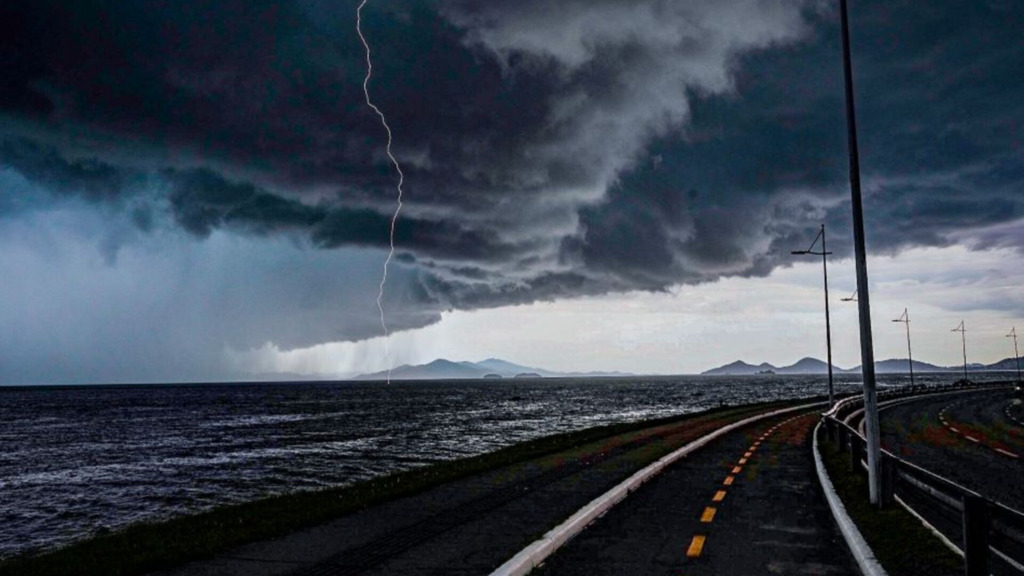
2;0;1023;348
0;138;132;204
0;4;54;116
573;1;1024;284
163;168;529;264
166;169;327;237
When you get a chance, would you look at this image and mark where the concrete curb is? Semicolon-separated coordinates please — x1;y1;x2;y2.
489;401;825;576
812;420;889;576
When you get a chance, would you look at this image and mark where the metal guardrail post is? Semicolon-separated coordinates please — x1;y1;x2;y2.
879;454;895;507
850;435;864;473
962;494;990;576
821;387;1024;569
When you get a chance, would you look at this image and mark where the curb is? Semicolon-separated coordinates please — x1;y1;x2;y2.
812;420;888;576
489;401;825;576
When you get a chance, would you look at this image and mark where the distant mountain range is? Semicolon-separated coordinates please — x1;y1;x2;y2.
701;357;1019;376
355;358;632;381
701;358;836;376
349;355;1021;380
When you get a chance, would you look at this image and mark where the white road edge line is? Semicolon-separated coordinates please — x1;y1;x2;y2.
995;448;1020;459
813;420;889;576
488;402;823;576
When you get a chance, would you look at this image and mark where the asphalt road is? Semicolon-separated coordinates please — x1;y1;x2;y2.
536;411;856;576
153;404;798;576
878;388;1024;511
872;388;1024;576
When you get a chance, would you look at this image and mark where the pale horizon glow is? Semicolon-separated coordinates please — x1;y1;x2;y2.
228;244;1024;378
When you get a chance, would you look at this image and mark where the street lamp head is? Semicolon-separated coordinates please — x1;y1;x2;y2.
791;250;807;255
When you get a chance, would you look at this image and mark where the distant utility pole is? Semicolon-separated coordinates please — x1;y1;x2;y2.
792;224;835;407
952;320;968;382
1008;327;1021;384
839;0;882;505
892;309;914;386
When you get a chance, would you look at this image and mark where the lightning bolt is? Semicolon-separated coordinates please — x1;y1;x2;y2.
357;0;404;384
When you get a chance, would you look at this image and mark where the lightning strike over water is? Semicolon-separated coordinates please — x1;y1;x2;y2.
357;0;404;384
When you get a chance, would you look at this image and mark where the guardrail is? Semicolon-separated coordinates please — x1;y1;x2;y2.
820;382;1024;576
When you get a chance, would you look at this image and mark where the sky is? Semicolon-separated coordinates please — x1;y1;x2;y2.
1;0;1022;384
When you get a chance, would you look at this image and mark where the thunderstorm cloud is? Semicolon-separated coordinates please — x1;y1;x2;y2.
1;0;1022;381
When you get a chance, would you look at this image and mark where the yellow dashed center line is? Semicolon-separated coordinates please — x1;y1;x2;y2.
687;535;706;558
684;415;802;563
700;507;717;523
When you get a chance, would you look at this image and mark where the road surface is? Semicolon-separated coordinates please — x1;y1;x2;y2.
535;411;856;576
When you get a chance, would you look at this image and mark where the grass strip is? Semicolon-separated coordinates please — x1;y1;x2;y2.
817;427;962;576
0;398;806;576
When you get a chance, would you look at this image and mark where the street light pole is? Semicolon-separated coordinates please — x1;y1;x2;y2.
792;224;835;407
839;0;882;505
892;309;914;386
952;320;968;382
1008;327;1020;384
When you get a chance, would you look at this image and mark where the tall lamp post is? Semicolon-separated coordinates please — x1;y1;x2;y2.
1008;327;1021;384
952;320;968;382
892;309;915;386
839;0;882;505
792;224;835;407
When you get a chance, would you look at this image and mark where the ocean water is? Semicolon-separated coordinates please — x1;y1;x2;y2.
0;372;1006;558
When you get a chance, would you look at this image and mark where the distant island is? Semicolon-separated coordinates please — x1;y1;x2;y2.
352;355;1018;381
701;356;1016;376
355;358;631;381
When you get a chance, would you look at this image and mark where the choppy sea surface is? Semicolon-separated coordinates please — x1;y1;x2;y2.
0;372;1010;558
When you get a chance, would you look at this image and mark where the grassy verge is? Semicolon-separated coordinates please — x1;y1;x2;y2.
817;427;962;576
0;398;807;576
